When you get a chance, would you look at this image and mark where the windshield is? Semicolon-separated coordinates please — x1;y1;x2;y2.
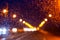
0;0;60;40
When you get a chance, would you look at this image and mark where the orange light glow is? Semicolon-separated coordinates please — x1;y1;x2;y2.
18;29;23;32
2;9;8;13
58;0;60;7
49;14;52;17
36;27;39;30
13;14;17;18
57;0;60;10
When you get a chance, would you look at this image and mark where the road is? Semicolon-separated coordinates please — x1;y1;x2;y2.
6;31;44;40
0;30;60;40
15;32;44;40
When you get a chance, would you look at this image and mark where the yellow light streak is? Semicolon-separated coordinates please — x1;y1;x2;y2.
39;21;45;28
23;22;34;28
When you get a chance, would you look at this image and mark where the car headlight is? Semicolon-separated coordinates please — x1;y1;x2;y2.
12;28;17;33
2;28;7;34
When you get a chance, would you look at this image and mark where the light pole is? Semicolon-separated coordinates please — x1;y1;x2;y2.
2;3;9;30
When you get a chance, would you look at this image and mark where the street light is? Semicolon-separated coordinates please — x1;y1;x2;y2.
23;21;25;23
48;14;52;17
2;9;8;17
19;19;23;22
2;9;8;14
44;18;48;21
13;14;17;18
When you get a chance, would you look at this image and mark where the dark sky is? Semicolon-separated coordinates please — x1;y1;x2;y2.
0;0;47;27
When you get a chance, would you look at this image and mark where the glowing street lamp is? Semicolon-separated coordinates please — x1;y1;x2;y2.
13;14;17;18
19;19;23;22
2;9;8;17
48;14;52;17
2;9;8;14
23;21;25;23
44;18;48;21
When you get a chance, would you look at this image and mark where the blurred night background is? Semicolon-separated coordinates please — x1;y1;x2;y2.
0;0;60;40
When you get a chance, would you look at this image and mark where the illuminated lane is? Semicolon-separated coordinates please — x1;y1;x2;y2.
16;32;44;40
6;32;34;40
0;30;60;40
